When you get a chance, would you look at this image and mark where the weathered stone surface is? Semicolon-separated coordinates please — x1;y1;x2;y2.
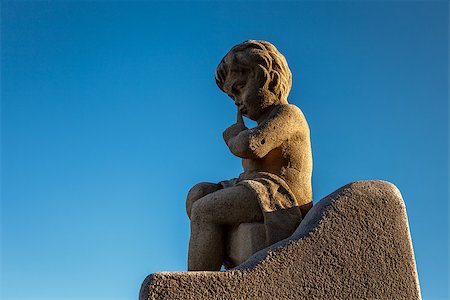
186;40;313;271
226;222;266;268
140;180;421;300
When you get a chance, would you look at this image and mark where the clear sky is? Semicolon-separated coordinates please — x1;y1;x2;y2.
1;1;448;299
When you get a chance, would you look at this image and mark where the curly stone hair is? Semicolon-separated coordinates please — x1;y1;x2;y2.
215;40;293;101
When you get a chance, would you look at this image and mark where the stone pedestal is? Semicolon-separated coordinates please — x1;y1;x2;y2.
140;180;421;300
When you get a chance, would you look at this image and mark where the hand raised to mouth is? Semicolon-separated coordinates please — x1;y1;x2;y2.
222;108;248;145
237;109;245;124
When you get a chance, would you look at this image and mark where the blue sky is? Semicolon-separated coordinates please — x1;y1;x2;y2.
1;1;448;299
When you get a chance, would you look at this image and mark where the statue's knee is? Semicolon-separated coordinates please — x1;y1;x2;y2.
190;199;214;223
186;182;221;218
188;182;221;201
186;196;196;219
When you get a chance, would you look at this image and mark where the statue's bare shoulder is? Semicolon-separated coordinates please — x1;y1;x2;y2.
270;103;309;133
242;103;311;175
247;103;309;156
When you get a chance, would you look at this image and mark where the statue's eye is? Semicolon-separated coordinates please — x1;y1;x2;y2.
236;82;245;89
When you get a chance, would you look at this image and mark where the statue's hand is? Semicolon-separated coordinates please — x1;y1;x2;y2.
223;111;247;144
223;123;246;144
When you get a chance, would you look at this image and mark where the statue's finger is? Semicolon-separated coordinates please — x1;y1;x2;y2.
237;110;244;124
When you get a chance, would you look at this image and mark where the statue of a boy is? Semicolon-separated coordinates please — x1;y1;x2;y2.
186;40;313;271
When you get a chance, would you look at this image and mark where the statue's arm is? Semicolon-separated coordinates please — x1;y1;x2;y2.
227;104;305;159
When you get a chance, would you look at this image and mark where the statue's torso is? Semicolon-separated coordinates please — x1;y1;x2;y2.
242;128;313;206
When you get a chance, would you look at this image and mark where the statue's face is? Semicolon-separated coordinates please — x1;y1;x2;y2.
224;68;274;121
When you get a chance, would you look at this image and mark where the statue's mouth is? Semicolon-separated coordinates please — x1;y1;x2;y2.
239;106;248;115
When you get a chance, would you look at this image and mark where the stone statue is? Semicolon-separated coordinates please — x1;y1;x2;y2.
140;40;420;299
186;40;313;271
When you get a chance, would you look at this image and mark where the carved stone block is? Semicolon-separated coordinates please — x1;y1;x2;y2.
141;181;421;300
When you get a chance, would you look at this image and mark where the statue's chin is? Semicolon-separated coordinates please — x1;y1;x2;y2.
240;110;253;120
245;113;257;121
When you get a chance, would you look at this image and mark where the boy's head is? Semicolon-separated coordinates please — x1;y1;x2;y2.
215;40;292;104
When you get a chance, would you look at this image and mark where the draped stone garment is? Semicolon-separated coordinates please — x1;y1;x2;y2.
220;171;304;246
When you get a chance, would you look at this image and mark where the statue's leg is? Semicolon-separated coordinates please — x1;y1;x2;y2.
188;185;263;271
186;182;222;219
